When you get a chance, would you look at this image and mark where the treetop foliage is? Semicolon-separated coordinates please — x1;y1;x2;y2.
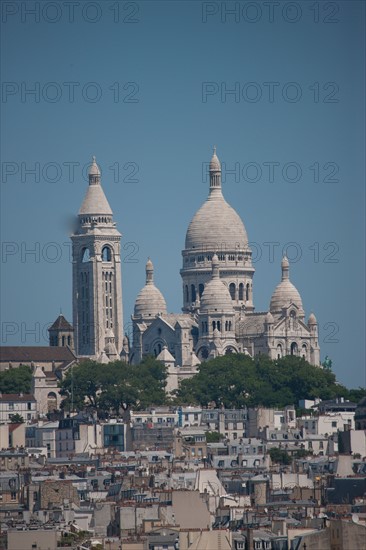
59;356;168;414
0;364;32;394
18;352;364;417
175;354;354;409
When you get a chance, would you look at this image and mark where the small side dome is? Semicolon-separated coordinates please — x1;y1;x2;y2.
134;259;167;318
200;257;234;313
265;312;274;324
270;256;304;315
270;281;303;314
308;313;317;325
104;341;118;356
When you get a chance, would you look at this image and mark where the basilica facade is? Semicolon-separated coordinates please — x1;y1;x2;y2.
70;151;320;390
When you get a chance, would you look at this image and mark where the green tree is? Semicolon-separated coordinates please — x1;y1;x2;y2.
348;387;366;404
293;448;313;459
59;357;167;415
174;354;350;408
269;447;291;465
0;365;32;394
9;413;24;424
205;431;223;443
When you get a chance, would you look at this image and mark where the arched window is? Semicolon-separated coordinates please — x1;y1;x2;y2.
246;283;250;301
102;246;112;262
217;321;221;331
277;344;282;359
225;321;228;331
225;347;234;355
191;284;196;302
198;283;204;298
185;285;189;303
47;392;57;413
81;248;90;263
212;321;216;330
205;322;208;333
239;283;244;300
67;336;71;346
229;283;236;300
291;342;298;355
154;343;162;357
302;344;307;359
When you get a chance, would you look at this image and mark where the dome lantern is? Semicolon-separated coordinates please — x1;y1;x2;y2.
209;146;221;190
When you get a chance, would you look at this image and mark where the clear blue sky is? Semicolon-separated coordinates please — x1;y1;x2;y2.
1;1;365;389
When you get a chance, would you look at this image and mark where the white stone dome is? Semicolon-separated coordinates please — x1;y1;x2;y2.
134;259;167;318
200;255;234;312
308;312;317;325
185;195;248;251
105;341;117;356
270;256;303;314
265;311;274;323
185;149;248;251
270;281;303;314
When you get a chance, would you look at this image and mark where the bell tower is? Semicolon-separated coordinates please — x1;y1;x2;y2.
71;157;123;358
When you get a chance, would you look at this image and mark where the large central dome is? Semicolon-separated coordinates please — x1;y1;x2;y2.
185;150;248;251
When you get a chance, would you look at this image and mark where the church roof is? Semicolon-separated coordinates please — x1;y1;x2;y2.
0;346;77;364
79;183;113;216
185;149;248;251
0;394;36;402
48;314;74;332
79;157;113;216
236;313;268;336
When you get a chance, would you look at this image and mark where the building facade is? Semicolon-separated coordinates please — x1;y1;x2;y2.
71;157;123;360
63;151;321;381
130;149;321;382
